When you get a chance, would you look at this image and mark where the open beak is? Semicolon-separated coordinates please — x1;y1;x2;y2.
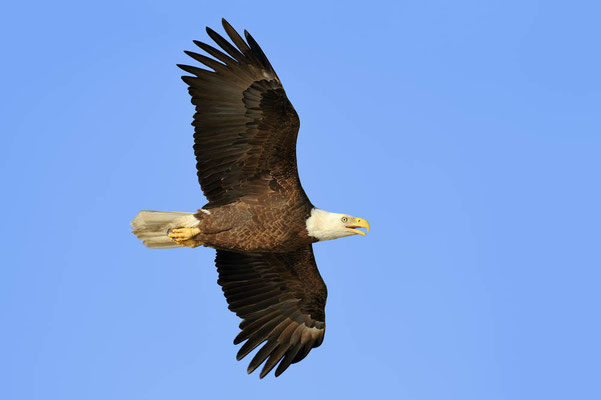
346;218;370;236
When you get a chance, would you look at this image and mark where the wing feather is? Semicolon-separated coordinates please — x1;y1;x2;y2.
247;340;279;374
215;245;327;378
180;19;303;207
205;26;246;62
193;40;237;65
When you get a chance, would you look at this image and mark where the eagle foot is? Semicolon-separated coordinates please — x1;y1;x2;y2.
168;227;203;248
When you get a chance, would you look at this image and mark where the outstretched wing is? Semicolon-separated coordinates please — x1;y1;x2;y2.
179;19;302;208
215;245;327;378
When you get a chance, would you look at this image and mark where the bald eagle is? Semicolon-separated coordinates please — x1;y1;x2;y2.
131;19;370;378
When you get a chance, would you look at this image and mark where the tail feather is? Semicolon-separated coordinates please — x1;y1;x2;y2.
131;210;199;249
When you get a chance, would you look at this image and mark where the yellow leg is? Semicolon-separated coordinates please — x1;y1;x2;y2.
168;227;203;248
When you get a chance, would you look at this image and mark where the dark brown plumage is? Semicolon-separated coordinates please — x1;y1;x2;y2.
216;247;326;378
132;18;370;378
179;20;303;210
178;19;325;377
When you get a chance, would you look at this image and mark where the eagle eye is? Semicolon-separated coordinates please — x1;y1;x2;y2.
341;217;348;223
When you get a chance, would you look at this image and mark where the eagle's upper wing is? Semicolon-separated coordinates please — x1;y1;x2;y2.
178;19;302;208
215;245;327;378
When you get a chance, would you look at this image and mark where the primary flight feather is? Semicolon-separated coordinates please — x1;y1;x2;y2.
131;18;370;378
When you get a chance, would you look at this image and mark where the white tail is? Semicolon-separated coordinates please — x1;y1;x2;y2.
131;210;199;249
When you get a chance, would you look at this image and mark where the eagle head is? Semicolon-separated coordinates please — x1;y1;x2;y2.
306;208;370;241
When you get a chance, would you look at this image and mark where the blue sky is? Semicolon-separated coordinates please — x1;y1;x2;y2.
1;1;600;399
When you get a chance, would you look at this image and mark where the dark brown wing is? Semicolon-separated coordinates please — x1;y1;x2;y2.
215;245;327;378
178;19;302;208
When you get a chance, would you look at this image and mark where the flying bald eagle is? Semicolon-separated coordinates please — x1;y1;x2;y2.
131;19;370;378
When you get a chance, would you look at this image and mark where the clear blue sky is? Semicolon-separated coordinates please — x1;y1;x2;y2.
1;1;600;399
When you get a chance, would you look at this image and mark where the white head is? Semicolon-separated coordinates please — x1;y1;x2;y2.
306;208;370;241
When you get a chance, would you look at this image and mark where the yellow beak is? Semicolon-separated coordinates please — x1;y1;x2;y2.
346;218;370;236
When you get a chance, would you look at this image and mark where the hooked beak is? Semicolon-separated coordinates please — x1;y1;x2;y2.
346;218;370;236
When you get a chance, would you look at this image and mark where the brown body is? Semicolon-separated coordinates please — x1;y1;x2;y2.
193;195;315;252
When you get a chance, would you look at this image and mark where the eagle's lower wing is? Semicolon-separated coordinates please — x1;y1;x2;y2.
179;19;302;208
215;245;327;378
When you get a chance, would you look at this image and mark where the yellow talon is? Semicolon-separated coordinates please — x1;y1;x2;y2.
168;227;202;248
